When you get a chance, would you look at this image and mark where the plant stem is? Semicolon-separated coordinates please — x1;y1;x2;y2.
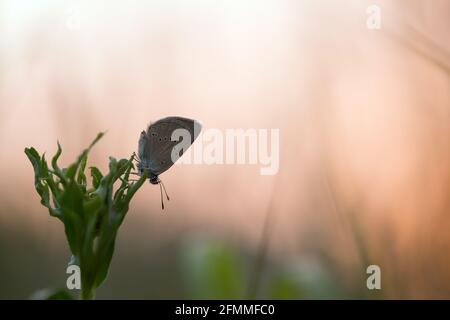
80;286;95;300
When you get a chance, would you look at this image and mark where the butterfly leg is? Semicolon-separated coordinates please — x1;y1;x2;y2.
155;178;170;210
159;183;165;210
131;152;142;165
158;179;170;201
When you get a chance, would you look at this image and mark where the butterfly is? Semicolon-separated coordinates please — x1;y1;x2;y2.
134;116;202;209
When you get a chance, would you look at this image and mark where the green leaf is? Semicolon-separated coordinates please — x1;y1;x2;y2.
90;167;103;189
65;163;78;181
89;131;105;149
77;153;88;187
51;141;62;171
50;141;67;185
122;170;147;208
60;181;85;255
24;148;58;216
83;194;103;215
93;229;117;288
69;132;105;182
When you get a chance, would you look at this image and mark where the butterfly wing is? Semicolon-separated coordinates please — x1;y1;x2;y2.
141;116;201;176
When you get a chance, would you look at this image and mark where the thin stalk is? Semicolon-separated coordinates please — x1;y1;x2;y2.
247;181;277;299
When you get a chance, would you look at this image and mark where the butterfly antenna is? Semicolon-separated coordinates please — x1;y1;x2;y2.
159;182;165;210
159;179;170;201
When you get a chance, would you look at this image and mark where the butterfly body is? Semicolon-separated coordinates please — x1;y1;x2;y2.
136;135;160;184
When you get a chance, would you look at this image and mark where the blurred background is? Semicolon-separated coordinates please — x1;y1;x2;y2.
0;0;449;299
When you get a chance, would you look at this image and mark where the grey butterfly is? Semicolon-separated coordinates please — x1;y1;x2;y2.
135;116;202;209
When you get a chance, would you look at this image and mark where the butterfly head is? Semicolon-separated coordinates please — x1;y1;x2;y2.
149;174;159;185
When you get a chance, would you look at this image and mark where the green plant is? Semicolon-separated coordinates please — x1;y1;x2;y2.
25;133;147;299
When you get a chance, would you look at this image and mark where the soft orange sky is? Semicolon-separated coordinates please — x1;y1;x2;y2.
0;0;449;298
